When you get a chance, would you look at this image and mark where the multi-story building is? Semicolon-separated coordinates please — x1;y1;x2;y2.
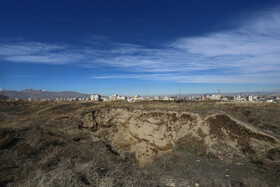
154;96;160;100
90;94;101;101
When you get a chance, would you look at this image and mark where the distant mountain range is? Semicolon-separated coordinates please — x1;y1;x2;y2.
2;89;90;100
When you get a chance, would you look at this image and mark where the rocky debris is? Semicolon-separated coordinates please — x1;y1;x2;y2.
81;112;98;131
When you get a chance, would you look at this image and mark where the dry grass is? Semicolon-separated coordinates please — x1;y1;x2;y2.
0;100;279;186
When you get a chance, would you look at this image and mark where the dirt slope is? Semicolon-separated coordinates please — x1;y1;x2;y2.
80;108;279;166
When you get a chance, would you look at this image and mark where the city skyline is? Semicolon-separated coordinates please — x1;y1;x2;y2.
1;0;280;95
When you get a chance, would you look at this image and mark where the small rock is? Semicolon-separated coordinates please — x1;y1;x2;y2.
91;136;100;142
196;159;200;162
81;112;98;131
225;175;230;178
195;183;200;187
236;162;243;165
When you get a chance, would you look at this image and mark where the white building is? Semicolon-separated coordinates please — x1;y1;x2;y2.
109;94;126;100
127;98;135;102
234;95;242;101
162;96;171;101
90;94;101;101
248;95;253;102
154;96;160;100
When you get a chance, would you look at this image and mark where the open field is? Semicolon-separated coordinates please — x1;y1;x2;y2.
0;100;280;186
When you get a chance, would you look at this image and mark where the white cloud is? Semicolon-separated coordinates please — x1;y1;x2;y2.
0;42;64;56
1;9;280;83
92;72;280;84
0;42;84;64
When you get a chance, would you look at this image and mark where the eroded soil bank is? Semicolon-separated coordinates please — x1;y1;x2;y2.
81;108;279;166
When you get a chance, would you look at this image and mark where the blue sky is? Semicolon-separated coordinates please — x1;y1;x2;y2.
0;0;280;95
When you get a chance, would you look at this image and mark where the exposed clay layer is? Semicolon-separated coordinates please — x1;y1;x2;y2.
81;108;280;166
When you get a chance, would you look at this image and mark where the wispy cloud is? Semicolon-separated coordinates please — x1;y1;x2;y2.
0;42;64;56
92;72;280;84
0;42;81;64
1;9;280;83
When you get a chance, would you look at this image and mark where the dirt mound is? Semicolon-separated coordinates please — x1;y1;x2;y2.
207;114;276;155
81;108;280;165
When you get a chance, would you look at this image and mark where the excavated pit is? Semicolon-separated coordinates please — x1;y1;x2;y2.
81;108;280;166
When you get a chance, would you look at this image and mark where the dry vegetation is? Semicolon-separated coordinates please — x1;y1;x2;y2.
0;100;279;187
